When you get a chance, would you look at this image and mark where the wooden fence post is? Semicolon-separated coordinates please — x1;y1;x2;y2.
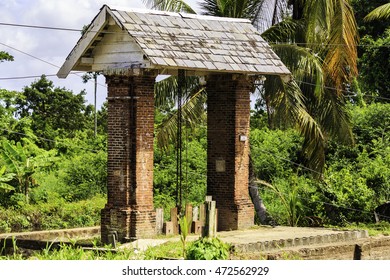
156;208;164;235
185;204;193;234
170;207;179;234
203;200;217;237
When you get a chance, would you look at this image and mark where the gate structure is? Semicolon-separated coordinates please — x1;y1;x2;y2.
58;5;291;243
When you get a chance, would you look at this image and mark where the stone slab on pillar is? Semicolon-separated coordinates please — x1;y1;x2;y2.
101;74;156;243
207;74;254;231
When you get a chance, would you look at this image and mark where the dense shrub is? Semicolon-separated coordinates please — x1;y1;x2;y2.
0;195;105;233
186;237;230;260
59;151;107;201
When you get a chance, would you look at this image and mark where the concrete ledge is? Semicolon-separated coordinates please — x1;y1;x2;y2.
0;226;100;242
260;236;390;260
229;228;369;253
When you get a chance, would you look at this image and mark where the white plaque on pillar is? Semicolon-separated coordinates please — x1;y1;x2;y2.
215;159;226;172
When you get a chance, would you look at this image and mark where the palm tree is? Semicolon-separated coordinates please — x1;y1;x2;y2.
365;3;390;21
144;0;359;175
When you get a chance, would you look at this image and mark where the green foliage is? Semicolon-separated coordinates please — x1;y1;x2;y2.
0;195;105;233
27;242;135;260
1;140;36;202
0;165;15;192
322;166;375;224
352;0;389;37
351;102;390;147
14;76;93;148
179;215;192;258
153;128;206;214
186;237;230;260
0;139;57;205
0;51;13;63
250;128;303;181
58;151;107;201
143;241;183;260
260;174;319;226
358;29;390;101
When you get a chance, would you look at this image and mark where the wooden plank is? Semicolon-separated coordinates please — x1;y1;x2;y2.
185;204;193;234
203;200;216;237
91;61;149;72
192;206;199;221
93;52;144;65
170;207;179;235
57;6;108;78
199;204;206;225
163;221;174;235
191;221;203;235
155;208;164;235
80;57;94;65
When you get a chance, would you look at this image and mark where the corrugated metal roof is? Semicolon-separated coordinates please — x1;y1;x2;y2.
57;5;291;78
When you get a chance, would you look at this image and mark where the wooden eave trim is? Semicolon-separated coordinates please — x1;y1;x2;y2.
57;6;110;78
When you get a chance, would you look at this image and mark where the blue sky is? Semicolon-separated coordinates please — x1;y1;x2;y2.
0;0;200;108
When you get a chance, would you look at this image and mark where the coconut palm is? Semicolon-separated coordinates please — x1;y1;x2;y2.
365;3;390;21
144;0;359;175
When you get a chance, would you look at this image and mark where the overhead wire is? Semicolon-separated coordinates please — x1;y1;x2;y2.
0;42;108;89
1;21;390;48
0;73;83;80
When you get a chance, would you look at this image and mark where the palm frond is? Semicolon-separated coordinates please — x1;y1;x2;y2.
252;0;289;32
323;0;358;92
261;18;305;44
364;3;390;21
142;0;196;13
201;0;247;18
155;76;203;108
155;76;178;108
270;43;324;97
303;0;330;46
315;88;354;145
264;77;325;175
156;88;207;150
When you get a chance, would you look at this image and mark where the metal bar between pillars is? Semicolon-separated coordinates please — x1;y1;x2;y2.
176;69;185;213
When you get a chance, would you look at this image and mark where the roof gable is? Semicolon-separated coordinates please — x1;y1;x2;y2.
57;5;290;78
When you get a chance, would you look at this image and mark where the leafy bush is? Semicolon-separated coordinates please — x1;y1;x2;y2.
321;166;376;224
153;136;206;212
186;237;230;260
59;151;107;201
250;128;303;181
0;195;105;233
260;174;319;226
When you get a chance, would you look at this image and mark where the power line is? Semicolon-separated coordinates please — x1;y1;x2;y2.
0;42;107;89
0;73;81;80
296;79;390;102
1;21;390;48
0;22;81;32
0;42;59;69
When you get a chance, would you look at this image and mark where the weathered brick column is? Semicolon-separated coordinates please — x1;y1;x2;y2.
207;74;254;231
101;73;156;243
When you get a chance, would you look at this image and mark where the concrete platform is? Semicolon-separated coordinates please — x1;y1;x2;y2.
119;226;369;254
217;226;368;253
1;225;369;254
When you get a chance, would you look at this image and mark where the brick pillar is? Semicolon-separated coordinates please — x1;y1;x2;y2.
101;74;156;243
207;74;254;231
